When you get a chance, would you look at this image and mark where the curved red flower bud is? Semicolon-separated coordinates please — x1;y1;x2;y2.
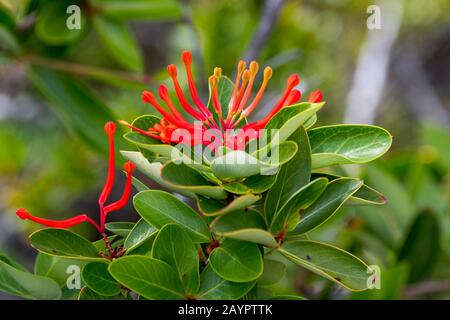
98;121;116;206
104;161;135;215
16;208;100;232
308;90;323;103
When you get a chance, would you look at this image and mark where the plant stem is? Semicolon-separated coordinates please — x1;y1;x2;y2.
101;232;115;259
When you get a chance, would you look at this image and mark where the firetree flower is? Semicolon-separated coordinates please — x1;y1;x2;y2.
16;122;136;236
119;50;322;151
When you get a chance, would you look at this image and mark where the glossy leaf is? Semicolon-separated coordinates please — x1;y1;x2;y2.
280;240;371;291
209;239;263;282
258;259;286;287
211;141;297;180
152;224;200;295
105;222;135;237
109;256;184;299
222;174;277;194
82;262;120;296
133;190;211;243
210;209;277;247
161;161;227;199
196;194;261;216
93;16;143;72
124;219;157;252
197;265;255;300
265;126;311;223
29;229;105;261
265;102;324;145
0;260;61;299
270;177;328;234
293;178;363;234
308;125;392;168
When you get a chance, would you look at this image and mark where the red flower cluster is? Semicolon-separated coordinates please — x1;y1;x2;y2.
119;51;322;150
16;122;135;234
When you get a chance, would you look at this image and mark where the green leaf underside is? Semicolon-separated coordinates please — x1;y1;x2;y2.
0;260;61;299
308;125;392;168
82;262;120;296
311;173;386;205
152;224;200;295
293;178;363;234
108;256;184;300
280;240;371;291
161;161;227;199
209;239;263;282
270;177;328;234
34;253;87;287
124;219;157;252
211;142;297;180
196;194;261;216
105;222;135;237
210;209;277;247
133;190;211;243
29;229;105;261
197;265;255;300
265;126;311;224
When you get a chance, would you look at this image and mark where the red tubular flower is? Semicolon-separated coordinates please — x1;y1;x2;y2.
119;51;324;151
16;121;135;234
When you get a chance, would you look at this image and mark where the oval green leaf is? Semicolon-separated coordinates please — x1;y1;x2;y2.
82;262;120;296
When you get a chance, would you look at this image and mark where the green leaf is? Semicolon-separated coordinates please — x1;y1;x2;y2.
29;228;105;261
124;219;157;252
0;251;26;271
311;173;386;205
161;161;227;199
35;1;86;45
265;126;311;223
98;0;182;21
121;151;193;198
196;194;261;216
123;115;162;145
133;190;211;243
209;239;263;282
210;209;277;247
78;287;115;300
270;177;328;234
152;224;200;295
105;222;135;237
34;253;87;287
82;262;120;296
222;174;277;194
308;125;392;169
0;260;61;299
269;294;306;300
0;25;20;54
27;66;117;154
93;16;143;73
280;240;371;291
108;256;185;299
197;265;255;300
208;76;234;126
258;259;286;287
293;178;363;234
265;102;324;145
211;141;297;180
398;210;440;282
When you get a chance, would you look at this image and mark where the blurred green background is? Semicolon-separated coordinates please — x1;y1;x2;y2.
0;0;449;299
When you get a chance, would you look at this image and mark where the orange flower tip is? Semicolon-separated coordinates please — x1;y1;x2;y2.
213;67;222;78
209;75;218;88
167;64;177;77
117;119;130;127
124;161;136;174
308;90;323;103
264;67;272;80
249;61;259;75
16;208;29;220
158;85;170;100
238;60;246;73
181;50;193;65
242;70;250;82
288;74;300;87
142;91;156;104
104;121;116;136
